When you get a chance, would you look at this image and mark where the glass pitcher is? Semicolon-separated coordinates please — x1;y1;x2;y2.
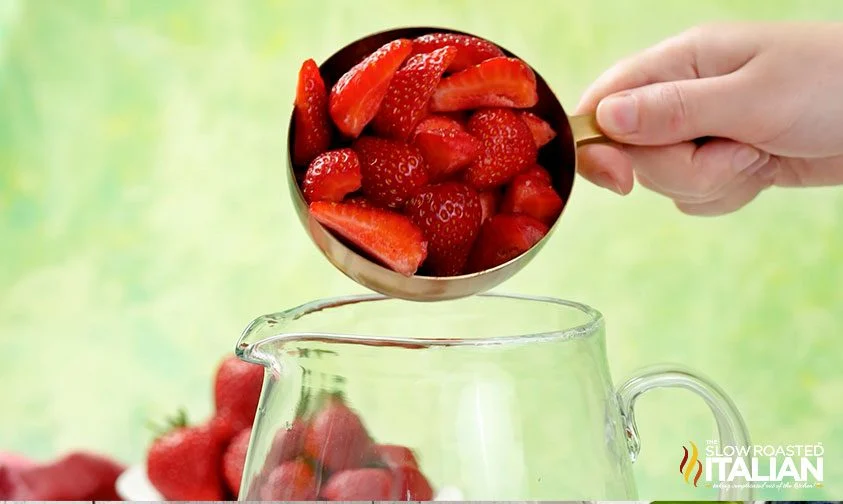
234;293;752;501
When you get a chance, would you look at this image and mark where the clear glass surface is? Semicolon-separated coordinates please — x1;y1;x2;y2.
235;293;751;500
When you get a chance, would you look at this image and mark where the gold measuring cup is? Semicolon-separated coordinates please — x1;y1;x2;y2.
286;27;607;301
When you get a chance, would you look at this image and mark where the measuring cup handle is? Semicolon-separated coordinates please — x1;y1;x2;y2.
569;113;608;146
616;365;753;500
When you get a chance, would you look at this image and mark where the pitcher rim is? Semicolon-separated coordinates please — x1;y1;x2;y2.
237;292;604;354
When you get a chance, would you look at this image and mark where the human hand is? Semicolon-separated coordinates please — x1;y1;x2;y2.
575;21;843;215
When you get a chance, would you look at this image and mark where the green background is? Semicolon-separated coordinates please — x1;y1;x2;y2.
1;0;841;500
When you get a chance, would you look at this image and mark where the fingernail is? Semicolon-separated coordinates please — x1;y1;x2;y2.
593;172;625;195
731;146;762;174
597;94;639;135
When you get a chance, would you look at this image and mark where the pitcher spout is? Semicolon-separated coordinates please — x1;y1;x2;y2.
236;312;289;368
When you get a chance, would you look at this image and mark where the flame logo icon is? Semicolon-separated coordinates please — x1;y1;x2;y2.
680;441;703;487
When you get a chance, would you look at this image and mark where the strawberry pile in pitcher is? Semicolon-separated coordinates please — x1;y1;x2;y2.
249;393;433;501
294;32;564;277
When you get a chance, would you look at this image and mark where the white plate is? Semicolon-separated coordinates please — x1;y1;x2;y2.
115;463;163;501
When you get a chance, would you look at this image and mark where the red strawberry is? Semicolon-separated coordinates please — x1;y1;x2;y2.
372;46;458;140
293;59;332;166
500;172;564;226
430;57;538;112
521;164;553;185
478;190;501;224
392;465;434;500
265;420;306;466
329;39;413;138
6;452;125;500
321;468;394;500
213;355;264;438
467;214;549;272
520;111;557;147
302;148;362;203
413;116;481;181
310;201;428;276
464;108;537;190
412;32;505;72
260;459;318;500
302;395;373;473
405;182;482;276
146;412;226;500
345;195;375;208
369;444;419;469
353;136;430;209
222;428;251;497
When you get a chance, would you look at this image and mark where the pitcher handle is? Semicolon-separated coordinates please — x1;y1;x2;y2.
616;365;752;501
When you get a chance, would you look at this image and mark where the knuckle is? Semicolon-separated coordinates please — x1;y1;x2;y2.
657;81;692;134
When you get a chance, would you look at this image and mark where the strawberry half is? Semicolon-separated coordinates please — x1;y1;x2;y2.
521;164;553;185
371;46;457;140
310;201;428;276
302;148;362;203
500;172;564;226
329;39;413;138
467;214;549;272
353;136;430;209
411;32;505;72
293;59;332;166
259;459;318;500
430;57;538;112
320;468;394;500
302;394;374;472
478;190;501;224
464;108;538;190
412;116;481;181
405;182;482;276
520;111;557;147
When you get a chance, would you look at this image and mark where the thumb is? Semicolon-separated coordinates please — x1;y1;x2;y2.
595;73;750;146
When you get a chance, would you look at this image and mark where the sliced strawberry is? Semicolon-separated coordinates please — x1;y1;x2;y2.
464;108;537;190
265;420;306;466
500;172;564;226
259;459;318;500
293;59;332;166
391;465;434;500
320;468;394;500
467;214;549;272
353;136;430;209
372;46;457;140
310;201;427;276
521;164;553;185
412;32;505;72
520;111;557;147
345;195;375;207
405;182;482;276
329;39;413;138
412;116;481;181
369;444;419;469
302;148;362;203
478;190;501;224
430;57;538;112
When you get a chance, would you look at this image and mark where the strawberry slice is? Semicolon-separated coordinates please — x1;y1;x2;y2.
309;201;428;276
353;136;430;209
372;46;457;140
320;468;394;500
329;39;413;138
464;108;537;190
302;148;362;203
412;116;481;181
293;59;332;166
405;182;482;276
259;459;318;500
500;172;564;226
478;190;501;224
430;57;538;112
412;32;505;72
520;111;557;147
521;164;553;185
467;214;549;272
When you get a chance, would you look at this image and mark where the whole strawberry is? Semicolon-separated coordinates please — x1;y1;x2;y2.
222;428;252;498
465;108;537;190
213;355;264;439
146;411;226;500
405;182;482;276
